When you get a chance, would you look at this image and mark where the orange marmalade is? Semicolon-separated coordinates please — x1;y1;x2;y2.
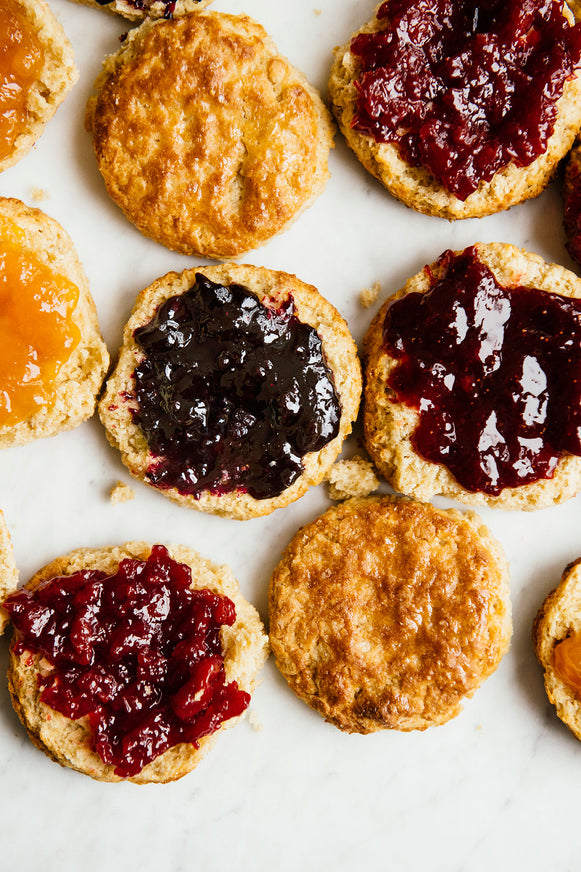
0;215;80;427
553;633;581;695
0;0;44;162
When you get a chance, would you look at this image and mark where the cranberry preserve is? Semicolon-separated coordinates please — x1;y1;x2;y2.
132;274;341;500
564;157;581;266
351;0;581;200
382;246;581;495
4;545;249;778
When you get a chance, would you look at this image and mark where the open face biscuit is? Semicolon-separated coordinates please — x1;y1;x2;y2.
68;0;213;21
99;263;361;520
0;510;18;636
533;559;581;742
363;242;581;511
5;542;268;783
0;0;78;173
0;198;109;448
86;11;334;259
269;496;512;733
328;1;581;219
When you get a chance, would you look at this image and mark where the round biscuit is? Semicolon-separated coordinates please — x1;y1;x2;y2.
67;0;213;21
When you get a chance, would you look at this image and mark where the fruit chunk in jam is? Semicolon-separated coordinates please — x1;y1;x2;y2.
554;633;581;695
351;0;581;200
0;216;80;428
132;274;341;500
382;246;581;495
4;545;249;778
0;0;44;162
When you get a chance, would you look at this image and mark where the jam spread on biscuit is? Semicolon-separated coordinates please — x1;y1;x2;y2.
0;0;44;162
351;0;581;200
564;158;581;266
4;545;249;778
131;274;341;500
0;216;80;428
382;246;581;495
553;633;581;695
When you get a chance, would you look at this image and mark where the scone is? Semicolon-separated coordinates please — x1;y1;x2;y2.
364;242;581;510
269;496;511;732
0;198;109;447
533;559;581;741
4;542;268;783
0;511;19;636
328;0;581;219
99;264;361;520
563;140;581;265
68;0;212;21
86;12;334;258
0;0;77;173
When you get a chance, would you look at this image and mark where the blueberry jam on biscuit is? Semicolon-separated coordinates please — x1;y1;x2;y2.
132;274;341;500
382;246;581;495
351;0;581;199
4;545;249;778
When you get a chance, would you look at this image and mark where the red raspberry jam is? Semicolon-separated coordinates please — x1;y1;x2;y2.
564;154;581;266
351;0;581;200
4;545;249;778
382;246;581;495
132;274;341;500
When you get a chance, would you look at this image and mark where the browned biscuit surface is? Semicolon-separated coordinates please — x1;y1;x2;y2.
0;510;18;636
68;0;212;21
269;496;511;733
363;242;581;510
7;542;269;783
99;263;361;520
328;2;581;219
533;559;581;741
1;0;77;173
87;12;334;258
0;198;109;448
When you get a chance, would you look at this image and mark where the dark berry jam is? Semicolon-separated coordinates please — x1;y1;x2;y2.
382;246;581;495
132;274;341;500
564;154;581;266
351;0;581;200
4;545;249;778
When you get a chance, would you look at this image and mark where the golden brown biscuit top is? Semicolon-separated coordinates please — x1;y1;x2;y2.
90;13;331;257
269;497;510;732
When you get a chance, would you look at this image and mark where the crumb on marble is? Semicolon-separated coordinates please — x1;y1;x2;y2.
314;8;322;15
360;281;381;308
247;709;263;732
326;456;380;500
109;481;135;504
31;187;49;203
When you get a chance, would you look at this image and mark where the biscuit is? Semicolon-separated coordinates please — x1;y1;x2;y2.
328;1;581;219
99;263;361;520
363;242;581;510
0;198;109;448
86;12;334;259
6;542;269;783
325;456;379;501
533;558;581;741
269;496;511;733
68;0;212;21
563;140;581;265
0;0;77;173
0;510;18;636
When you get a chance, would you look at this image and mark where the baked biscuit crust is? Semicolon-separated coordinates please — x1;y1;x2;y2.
7;542;269;783
269;496;511;732
68;0;213;21
533;559;581;741
0;198;109;448
328;2;581;219
0;510;18;636
87;12;334;258
1;0;78;173
99;263;361;520
363;242;581;510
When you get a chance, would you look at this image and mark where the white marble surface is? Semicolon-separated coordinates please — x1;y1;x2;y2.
1;1;581;869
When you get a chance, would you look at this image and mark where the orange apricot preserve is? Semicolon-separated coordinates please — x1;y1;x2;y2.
553;633;581;695
0;215;80;428
0;0;44;162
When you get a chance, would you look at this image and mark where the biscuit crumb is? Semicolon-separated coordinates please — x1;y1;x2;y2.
327;456;380;500
247;709;263;732
314;8;322;15
31;187;49;203
109;481;135;504
360;281;381;308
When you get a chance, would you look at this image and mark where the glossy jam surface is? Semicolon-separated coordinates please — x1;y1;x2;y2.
554;633;581;695
4;545;248;778
382;246;581;495
0;0;44;161
0;216;80;428
351;0;581;200
564;159;581;266
132;274;341;500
